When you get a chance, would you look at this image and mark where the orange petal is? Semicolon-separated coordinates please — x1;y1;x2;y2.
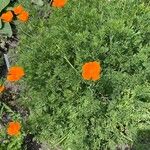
8;66;25;75
52;0;67;8
82;71;91;80
91;73;100;81
7;121;21;136
82;61;101;81
17;11;29;22
7;75;22;82
13;5;24;15
0;11;13;22
0;85;5;93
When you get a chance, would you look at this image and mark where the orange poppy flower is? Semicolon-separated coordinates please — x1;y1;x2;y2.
82;61;101;81
13;5;24;15
17;11;29;22
0;85;5;93
0;11;13;22
52;0;68;8
7;66;25;82
7;121;21;136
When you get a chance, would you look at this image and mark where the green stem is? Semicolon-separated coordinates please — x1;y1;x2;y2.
55;133;68;147
64;56;79;75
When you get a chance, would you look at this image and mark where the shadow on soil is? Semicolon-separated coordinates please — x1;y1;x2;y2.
22;134;41;150
132;129;150;150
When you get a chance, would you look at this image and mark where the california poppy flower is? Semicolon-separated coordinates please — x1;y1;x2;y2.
7;121;21;136
0;11;13;22
0;85;5;93
17;11;29;22
51;0;67;8
7;66;25;82
13;5;24;15
82;61;101;81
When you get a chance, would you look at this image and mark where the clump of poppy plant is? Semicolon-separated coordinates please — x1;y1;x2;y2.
7;121;21;136
14;0;150;149
82;61;102;81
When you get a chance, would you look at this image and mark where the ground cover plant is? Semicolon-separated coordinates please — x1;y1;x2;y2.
1;0;150;149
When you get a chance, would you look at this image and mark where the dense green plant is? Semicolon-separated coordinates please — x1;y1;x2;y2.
17;0;150;149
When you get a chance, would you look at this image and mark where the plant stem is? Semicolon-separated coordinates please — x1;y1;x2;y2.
63;56;79;75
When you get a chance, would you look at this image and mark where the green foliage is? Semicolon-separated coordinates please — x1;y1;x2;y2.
0;0;10;12
17;0;150;149
0;22;12;37
0;0;13;37
31;0;44;6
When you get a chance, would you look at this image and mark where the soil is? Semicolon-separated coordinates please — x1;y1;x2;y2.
22;134;42;150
